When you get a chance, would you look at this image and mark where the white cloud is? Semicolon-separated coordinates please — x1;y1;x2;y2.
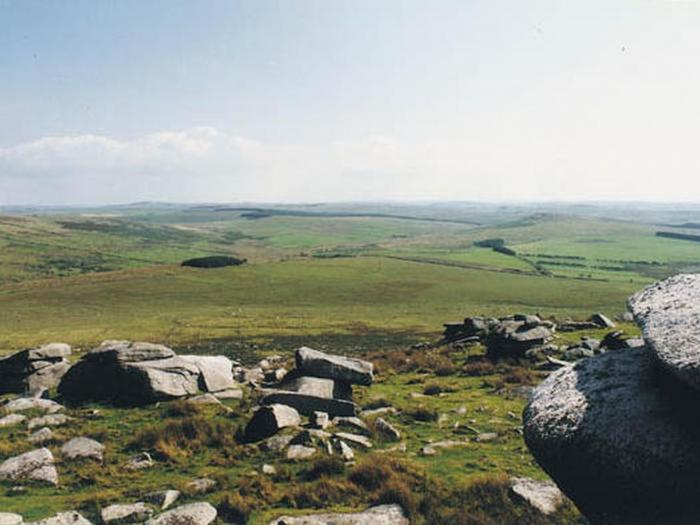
1;125;700;205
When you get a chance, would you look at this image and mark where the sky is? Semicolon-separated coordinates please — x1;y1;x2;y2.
1;0;700;205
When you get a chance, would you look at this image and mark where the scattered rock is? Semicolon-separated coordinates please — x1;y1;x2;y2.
143;490;180;511
262;464;277;475
145;503;217;525
332;416;369;435
185;478;216;495
180;355;235;393
0;448;58;486
295;347;374;386
0;414;26;428
25;511;92;525
262;390;357;418
61;437;105;462
374;418;401;441
101;503;153;525
3;398;64;414
212;388;243;400
510;477;563;515
286;444;317;460
27;414;71;431
244;404;301;442
361;406;397;417
268;504;409;525
0;513;23;525
334;432;372;449
125;452;154;470
334;439;355;461
291;429;332;447
589;312;615;328
260;434;295;453
486;317;553;359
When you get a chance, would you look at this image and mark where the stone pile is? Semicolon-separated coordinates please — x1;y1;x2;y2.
0;343;71;395
524;274;700;524
58;341;239;405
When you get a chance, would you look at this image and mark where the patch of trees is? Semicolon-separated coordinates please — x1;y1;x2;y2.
520;253;586;261
656;231;700;243
181;255;247;268
474;238;505;248
493;245;516;256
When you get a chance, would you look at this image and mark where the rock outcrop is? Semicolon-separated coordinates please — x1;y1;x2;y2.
0;343;71;394
295;347;374;386
244;404;301;442
268;504;409;525
58;341;235;405
524;274;700;524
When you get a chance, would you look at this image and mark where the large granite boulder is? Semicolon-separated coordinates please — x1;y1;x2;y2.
629;273;700;392
524;344;700;524
0;343;71;394
244;404;301;442
295;347;373;386
180;355;235;393
58;341;200;404
268;504;408;525
0;447;58;486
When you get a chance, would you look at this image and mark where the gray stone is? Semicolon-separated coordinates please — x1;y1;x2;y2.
524;346;700;523
334;432;372;449
420;439;468;456
185;477;216;495
563;347;595;361
310;411;330;429
0;513;22;525
374;418;401;441
244;404;301;442
332;416;369;435
212;388;243;400
4;397;64;413
28;427;54;445
268;504;409;525
260;433;295;452
145;503;217;525
0;448;58;486
0;414;26;428
25;512;92;525
180;355;235;393
286;444;317;460
590;313;616;328
101;503;153;525
28;414;71;430
278;375;352;400
186;393;223;406
335;439;355;461
261;391;357;418
486;319;553;358
510;477;563;516
0;343;71;395
629;273;700;391
262;464;277;475
295;347;374;385
125;452;154;470
61;437;105;462
143;490;180;510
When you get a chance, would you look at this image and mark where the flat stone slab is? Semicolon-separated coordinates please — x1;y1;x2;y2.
629;273;700;391
268;504;409;525
295;347;373;386
524;346;700;523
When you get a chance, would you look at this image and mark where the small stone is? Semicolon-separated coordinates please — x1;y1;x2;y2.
61;437;105;462
334;432;372;449
212;388;243;400
262;464;276;475
24;511;92;525
510;477;564;515
144;503;217;525
0;414;26;428
335;439;355;461
476;432;498;442
27;414;71;430
286;444;317;460
143;490;180;511
101;503;154;525
0;448;58;486
185;477;216;495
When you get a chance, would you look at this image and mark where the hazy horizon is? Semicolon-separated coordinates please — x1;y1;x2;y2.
3;0;700;205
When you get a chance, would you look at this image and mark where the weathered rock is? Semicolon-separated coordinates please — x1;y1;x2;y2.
524;346;700;524
295;347;374;386
261;391;357;418
0;513;22;525
0;448;58;486
0;414;26;428
4;397;64;413
335;439;355;461
186;393;223;406
590;313;616;328
58;341;199;404
244;404;301;442
563;347;595;361
286;444;317;460
310;411;330;429
629;273;700;392
125;452;154;470
486;319;553;359
145;503;217;525
374;418;401;441
185;478;216;495
212;388;243;400
268;504;409;525
510;477;563;515
260;433;295;452
101;503;153;525
334;432;372;449
180;355;234;393
291;429;332;447
143;490;180;510
262;464;277;475
0;343;71;395
27;414;71;430
28;427;54;445
332;416;369;435
25;511;92;525
420;439;468;456
61;437;105;462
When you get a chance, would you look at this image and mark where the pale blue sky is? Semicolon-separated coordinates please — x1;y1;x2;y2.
1;0;699;204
